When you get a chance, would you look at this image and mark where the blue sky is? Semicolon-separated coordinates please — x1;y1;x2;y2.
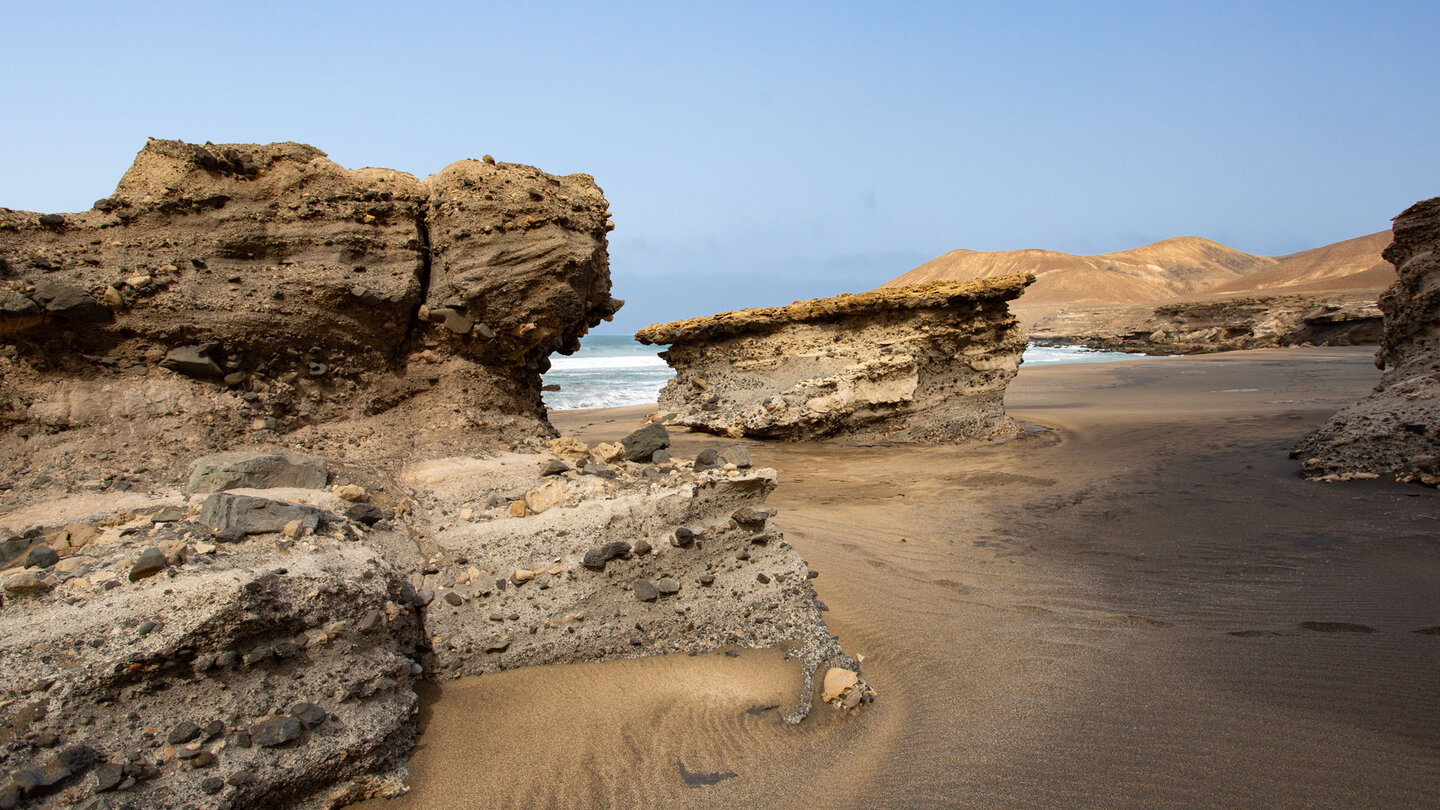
3;1;1437;333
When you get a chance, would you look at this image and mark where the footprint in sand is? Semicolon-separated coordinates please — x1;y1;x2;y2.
1298;621;1375;633
1412;626;1440;635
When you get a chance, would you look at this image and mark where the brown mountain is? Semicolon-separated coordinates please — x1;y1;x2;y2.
883;231;1396;327
883;236;1276;305
1203;231;1393;296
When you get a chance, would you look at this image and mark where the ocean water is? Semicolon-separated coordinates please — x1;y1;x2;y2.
541;336;1148;411
541;335;675;411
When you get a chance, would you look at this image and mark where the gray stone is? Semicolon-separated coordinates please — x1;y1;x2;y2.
250;716;302;747
656;577;680;596
345;502;386;526
128;548;167;582
581;548;609;570
93;763;124;793
31;281;111;322
168;721;201;745
200;776;224;794
693;448;721;471
0;289;39;315
185;451;329;493
443;590;463;606
620;423;670;462
633;579;659;602
632;540;652;556
731;506;776;526
197;493;325;535
290;702;327;728
24;545;58;569
540;459;571;476
718;445;753;468
149;507;188;524
652;449;672;464
159;345;224;378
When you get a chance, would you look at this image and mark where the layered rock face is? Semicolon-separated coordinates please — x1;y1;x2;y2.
1031;290;1384;355
1293;197;1440;484
0;438;855;807
635;276;1033;441
0;139;620;490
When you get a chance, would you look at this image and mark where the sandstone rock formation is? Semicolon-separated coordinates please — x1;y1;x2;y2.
0;139;621;494
1292;197;1440;484
635;276;1034;441
1030;290;1384;355
0;439;855;807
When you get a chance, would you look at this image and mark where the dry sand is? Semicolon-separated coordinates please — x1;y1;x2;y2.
363;347;1440;809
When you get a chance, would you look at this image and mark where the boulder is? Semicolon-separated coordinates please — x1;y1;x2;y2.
186;451;329;493
620;423;670;462
197;493;326;535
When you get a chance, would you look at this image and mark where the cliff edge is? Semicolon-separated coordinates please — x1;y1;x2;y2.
1292;197;1440;484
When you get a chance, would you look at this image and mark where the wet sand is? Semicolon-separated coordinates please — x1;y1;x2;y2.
366;347;1440;809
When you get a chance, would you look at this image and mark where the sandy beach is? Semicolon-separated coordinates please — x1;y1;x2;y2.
363;347;1440;809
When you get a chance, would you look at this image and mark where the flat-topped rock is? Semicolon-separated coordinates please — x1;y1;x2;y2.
635;276;1034;441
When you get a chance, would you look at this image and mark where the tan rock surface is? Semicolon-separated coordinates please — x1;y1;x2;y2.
636;276;1033;441
0;139;621;501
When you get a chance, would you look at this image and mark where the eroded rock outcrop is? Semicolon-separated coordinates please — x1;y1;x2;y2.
400;443;851;722
635;276;1034;441
0;439;858;808
1292;197;1440;484
0;497;426;809
0;139;620;493
1030;290;1384;355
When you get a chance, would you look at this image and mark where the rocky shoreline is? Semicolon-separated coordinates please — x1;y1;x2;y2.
0;141;865;810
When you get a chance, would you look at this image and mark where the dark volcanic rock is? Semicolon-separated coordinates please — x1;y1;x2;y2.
620;423;670;462
24;545;58;569
128;548;167;581
633;579;659;602
186;451;329;493
250;716;303;747
158;345;224;378
197;493;325;535
345;502;387;526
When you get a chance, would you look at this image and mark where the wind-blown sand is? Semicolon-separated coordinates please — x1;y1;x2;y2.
364;347;1440;809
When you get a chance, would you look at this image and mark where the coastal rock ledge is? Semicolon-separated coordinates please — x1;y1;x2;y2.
635;275;1034;441
1292;196;1440;485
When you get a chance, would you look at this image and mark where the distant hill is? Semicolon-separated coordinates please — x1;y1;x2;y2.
882;231;1396;326
1202;231;1392;296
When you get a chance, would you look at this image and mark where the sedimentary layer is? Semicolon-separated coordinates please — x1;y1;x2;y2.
0;437;855;808
635;276;1033;441
1293;197;1440;484
0;139;621;491
1030;290;1384;355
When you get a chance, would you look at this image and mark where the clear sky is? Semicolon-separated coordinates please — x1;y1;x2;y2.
3;1;1437;334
